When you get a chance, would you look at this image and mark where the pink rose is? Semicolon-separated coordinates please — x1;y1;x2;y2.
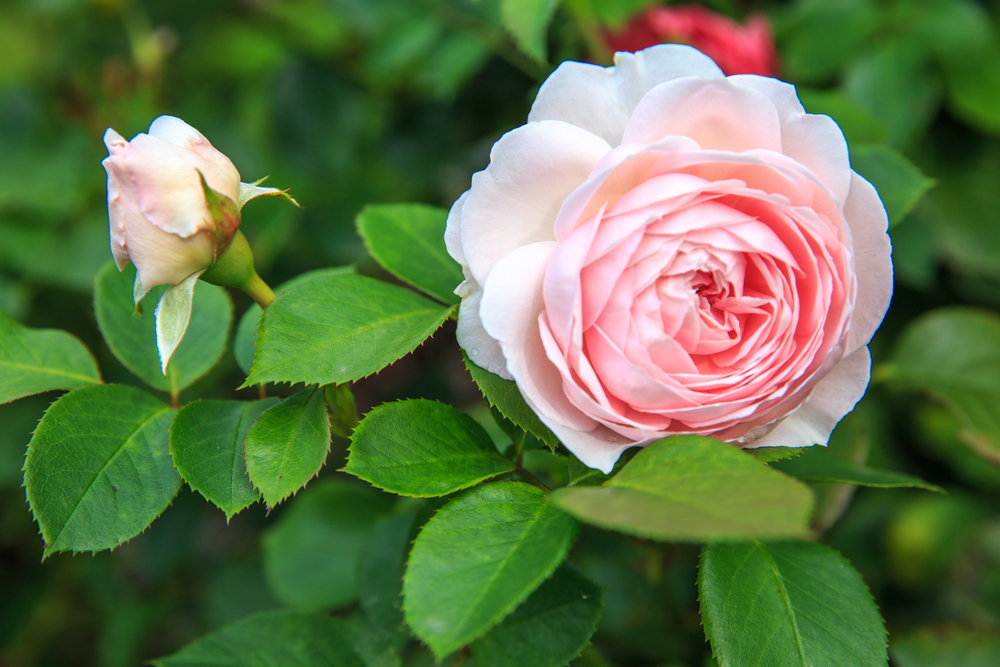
604;4;779;77
103;116;242;293
448;46;892;473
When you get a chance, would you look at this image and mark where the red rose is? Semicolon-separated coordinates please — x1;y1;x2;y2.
604;4;779;77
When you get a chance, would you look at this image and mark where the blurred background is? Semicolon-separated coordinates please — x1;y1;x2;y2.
3;0;1000;665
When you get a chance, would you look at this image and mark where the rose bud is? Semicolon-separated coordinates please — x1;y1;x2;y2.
449;45;892;472
604;4;778;77
102;116;244;298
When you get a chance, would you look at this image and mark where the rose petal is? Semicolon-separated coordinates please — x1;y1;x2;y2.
746;345;871;449
529;44;723;146
123;213;216;290
841;173;892;353
622;77;784;152
147;115;241;188
456;287;510;379
460;121;610;286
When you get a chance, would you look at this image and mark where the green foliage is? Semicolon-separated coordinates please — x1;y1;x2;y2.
773;445;942;492
24;384;180;556
326;383;360;439
699;541;887;667
551;436;813;541
356;203;463;305
245;273;453;387
748;445;812;462
892;626;1000;667
464;354;559;451
169;398;278;519
359;508;423;641
852;144;935;227
404;481;579;658
233;266;354;375
501;0;561;62
0;310;100;404
346;399;515;497
470;563;604;667
151;610;400;667
882;307;1000;463
93;262;232;397
778;0;879;83
262;480;394;610
245;387;332;508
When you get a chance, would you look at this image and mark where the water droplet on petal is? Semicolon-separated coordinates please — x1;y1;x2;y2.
470;347;480;356
606;435;619;443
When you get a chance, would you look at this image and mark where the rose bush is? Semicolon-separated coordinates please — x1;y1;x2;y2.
448;45;892;473
103;115;242;294
604;4;778;77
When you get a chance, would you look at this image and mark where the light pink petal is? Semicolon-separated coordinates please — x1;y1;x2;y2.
444;191;468;269
147;116;241;187
103;129;131;269
123;214;216;290
457;288;510;380
528;45;723;146
460;121;610;286
842;173;892;354
480;242;597;434
125;133;240;238
745;346;871;449
727;75;851;203
622;78;783;152
550;421;638;474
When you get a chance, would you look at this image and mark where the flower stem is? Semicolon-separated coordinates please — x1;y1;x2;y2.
243;271;276;308
514;465;550;492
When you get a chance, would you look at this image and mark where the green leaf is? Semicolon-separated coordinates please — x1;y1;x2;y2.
24;384;180;555
403;481;579;658
245;387;332;508
470;563;603;667
151;610;400;667
94;261;232;396
346;399;515;497
941;42;1000;136
844;40;942;149
852;144;935;227
169;398;278;519
772;445;943;492
881;307;1000;465
464;354;559;451
233;266;354;375
356;204;463;305
262;480;394;610
0;310;101;404
326;383;359;439
245;273;452;387
550;436;812;541
359;508;423;641
501;0;560;62
798;88;886;145
154;269;204;374
748;446;813;463
698;541;887;667
891;626;1000;667
779;0;878;83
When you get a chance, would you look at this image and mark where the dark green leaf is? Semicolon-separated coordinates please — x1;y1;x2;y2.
359;508;422;640
94;261;232;396
780;0;878;83
891;626;1000;667
852;144;935;227
0;310;101;404
798;88;886;145
470;564;603;667
501;0;560;62
24;384;180;555
550;436;812;541
234;266;354;375
346;399;515;497
404;481;579;658
773;445;943;492
464;354;559;451
699;541;887;667
170;398;278;519
941;42;1000;136
844;40;942;149
245;387;332;508
245;273;452;387
326;383;359;439
882;307;1000;465
151;610;400;667
356;204;463;305
262;480;394;610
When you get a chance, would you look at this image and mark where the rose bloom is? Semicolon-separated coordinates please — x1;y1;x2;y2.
604;4;778;77
103;116;241;294
448;45;892;473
